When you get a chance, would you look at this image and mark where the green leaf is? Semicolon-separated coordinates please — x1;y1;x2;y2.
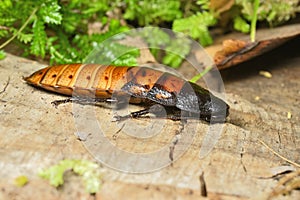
13;29;33;44
49;46;78;65
162;35;191;68
60;12;78;33
72;160;98;175
0;17;16;26
0;50;6;60
39;159;102;194
0;0;12;12
39;1;62;24
85;42;140;66
0;30;9;38
233;16;250;33
39;159;74;187
162;53;182;68
235;0;299;27
112;48;140;66
72;160;101;194
82;3;108;15
124;0;182;26
140;27;170;48
138;27;170;58
30;18;47;58
173;12;217;46
196;0;210;10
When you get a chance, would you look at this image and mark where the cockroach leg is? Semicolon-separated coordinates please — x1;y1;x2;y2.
130;108;151;118
51;98;73;107
51;97;113;107
51;97;93;107
113;108;151;121
113;104;169;121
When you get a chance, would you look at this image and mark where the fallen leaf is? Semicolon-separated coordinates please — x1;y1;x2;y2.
212;24;300;69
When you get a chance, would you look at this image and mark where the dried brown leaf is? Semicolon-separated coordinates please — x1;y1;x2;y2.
213;24;300;69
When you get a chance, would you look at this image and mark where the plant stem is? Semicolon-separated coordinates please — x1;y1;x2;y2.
250;0;260;42
190;65;213;83
0;7;38;49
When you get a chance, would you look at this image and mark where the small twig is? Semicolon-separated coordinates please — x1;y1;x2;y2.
258;139;300;168
0;77;10;95
113;123;125;140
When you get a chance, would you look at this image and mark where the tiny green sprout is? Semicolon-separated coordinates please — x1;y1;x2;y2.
250;0;260;42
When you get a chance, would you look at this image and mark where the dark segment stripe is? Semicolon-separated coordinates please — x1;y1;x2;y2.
39;67;52;84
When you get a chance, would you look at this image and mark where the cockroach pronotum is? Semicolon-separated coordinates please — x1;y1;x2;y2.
24;64;229;123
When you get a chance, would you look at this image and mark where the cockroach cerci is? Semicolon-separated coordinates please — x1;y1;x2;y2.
24;64;229;123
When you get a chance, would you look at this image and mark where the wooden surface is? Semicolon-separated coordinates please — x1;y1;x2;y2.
0;37;299;199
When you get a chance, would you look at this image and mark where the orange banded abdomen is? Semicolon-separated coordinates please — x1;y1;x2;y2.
24;64;186;103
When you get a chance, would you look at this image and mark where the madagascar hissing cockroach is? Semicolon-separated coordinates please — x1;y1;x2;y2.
24;64;229;123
